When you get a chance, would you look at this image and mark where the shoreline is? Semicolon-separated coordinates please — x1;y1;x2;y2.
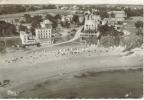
0;46;143;98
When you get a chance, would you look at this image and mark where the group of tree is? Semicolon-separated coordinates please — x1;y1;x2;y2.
85;24;124;46
99;11;109;20
124;8;143;18
135;21;143;36
0;5;57;15
23;14;32;23
42;5;57;9
0;5;26;15
0;21;18;36
72;15;80;25
121;21;143;51
45;14;60;28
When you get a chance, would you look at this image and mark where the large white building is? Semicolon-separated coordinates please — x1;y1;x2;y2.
35;19;53;45
20;31;39;47
84;14;101;33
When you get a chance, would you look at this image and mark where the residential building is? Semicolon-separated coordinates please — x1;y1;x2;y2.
80;14;101;43
84;14;101;33
20;31;38;46
19;16;26;22
61;15;73;23
0;18;20;25
79;16;84;24
40;19;53;28
35;19;53;45
109;11;127;22
72;5;79;10
102;18;124;31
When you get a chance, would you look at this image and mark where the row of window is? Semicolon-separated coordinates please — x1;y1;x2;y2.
85;25;98;30
36;30;51;33
37;33;51;39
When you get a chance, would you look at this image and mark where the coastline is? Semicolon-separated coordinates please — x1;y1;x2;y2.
0;46;143;98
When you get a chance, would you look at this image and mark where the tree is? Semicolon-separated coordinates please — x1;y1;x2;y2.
110;12;115;18
136;28;143;36
42;5;56;9
72;15;79;25
45;14;54;21
0;5;26;15
135;21;143;36
124;8;143;18
0;21;18;36
65;20;70;28
31;15;42;29
55;14;61;20
45;14;60;28
99;11;109;20
19;24;27;31
23;14;32;23
30;15;43;35
135;21;143;29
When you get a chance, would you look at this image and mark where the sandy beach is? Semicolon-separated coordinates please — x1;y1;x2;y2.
0;45;143;98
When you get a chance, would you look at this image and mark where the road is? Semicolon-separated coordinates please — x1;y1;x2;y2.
27;26;84;53
0;36;20;40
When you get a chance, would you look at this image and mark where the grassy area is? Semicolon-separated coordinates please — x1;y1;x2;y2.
123;16;143;34
0;9;74;19
0;37;22;53
0;37;21;52
120;34;143;51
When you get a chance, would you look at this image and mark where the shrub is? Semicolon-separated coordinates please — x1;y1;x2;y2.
0;41;6;53
120;34;143;51
100;35;120;47
135;21;143;29
84;36;98;45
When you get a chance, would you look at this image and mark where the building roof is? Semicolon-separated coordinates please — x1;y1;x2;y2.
35;27;52;30
42;19;53;24
111;11;125;14
111;10;125;14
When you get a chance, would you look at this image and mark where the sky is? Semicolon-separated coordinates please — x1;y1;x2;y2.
0;0;143;4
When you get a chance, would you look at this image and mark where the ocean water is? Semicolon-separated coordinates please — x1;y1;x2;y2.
7;68;143;99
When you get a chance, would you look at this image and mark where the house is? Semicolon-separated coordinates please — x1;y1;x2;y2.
35;19;53;45
102;18;123;31
84;14;101;33
19;16;26;22
0;17;20;25
20;31;39;47
80;14;101;43
60;6;68;10
102;18;116;26
67;15;73;22
72;5;79;10
61;15;73;23
79;16;84;24
40;19;53;28
22;23;32;29
84;10;91;15
109;11;127;22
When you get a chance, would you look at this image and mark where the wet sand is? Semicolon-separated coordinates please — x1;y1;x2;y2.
15;69;143;99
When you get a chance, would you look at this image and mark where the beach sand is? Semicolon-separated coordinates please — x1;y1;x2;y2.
0;46;143;98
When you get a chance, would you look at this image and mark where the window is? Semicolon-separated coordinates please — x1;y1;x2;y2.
38;34;40;38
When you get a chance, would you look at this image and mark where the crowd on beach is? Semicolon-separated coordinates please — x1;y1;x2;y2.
0;44;129;66
0;43;143;66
